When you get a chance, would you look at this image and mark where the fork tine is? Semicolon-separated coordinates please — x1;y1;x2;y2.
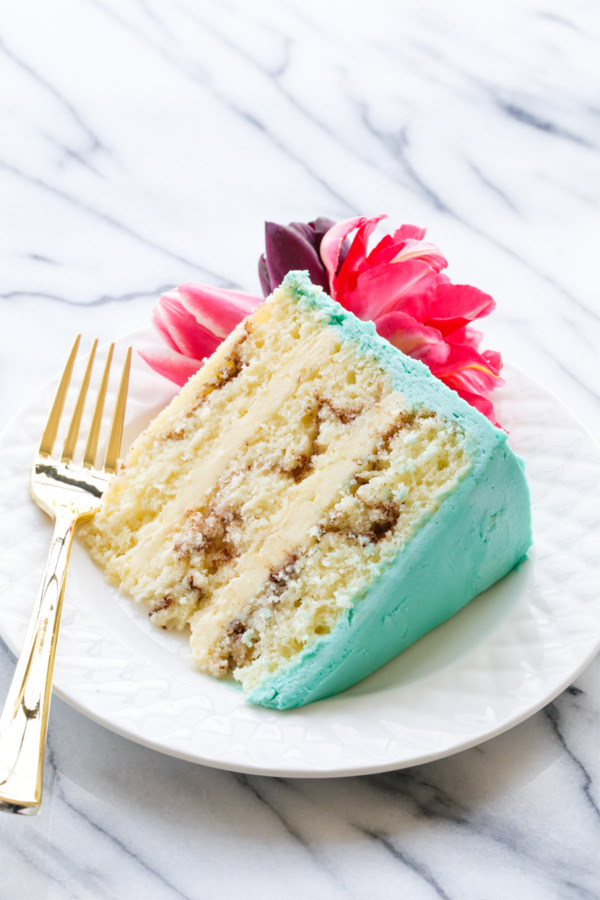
38;335;81;458
103;346;131;474
83;344;114;469
61;339;98;464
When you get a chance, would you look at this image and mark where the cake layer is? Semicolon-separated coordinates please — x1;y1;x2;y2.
82;271;532;709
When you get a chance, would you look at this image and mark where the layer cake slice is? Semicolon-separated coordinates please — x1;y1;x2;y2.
82;271;532;709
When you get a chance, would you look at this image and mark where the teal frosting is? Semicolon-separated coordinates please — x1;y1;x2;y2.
248;271;532;710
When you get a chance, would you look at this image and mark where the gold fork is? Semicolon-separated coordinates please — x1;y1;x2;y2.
0;337;131;815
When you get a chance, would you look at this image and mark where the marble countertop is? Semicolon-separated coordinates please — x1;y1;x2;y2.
1;1;599;896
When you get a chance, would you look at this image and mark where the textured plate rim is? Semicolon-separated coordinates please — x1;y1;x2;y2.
0;330;599;778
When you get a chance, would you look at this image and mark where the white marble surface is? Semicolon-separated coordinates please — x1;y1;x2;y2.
1;0;599;896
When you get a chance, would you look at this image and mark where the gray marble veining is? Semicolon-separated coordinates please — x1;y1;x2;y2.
1;0;599;896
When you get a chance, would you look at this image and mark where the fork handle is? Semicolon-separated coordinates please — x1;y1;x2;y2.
0;510;77;814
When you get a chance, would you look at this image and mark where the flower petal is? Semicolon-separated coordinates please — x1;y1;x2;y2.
390;239;448;272
433;342;504;394
151;297;182;354
390;223;427;243
374;311;449;365
258;253;271;296
153;295;220;360
447;324;483;350
289;217;336;246
263;221;329;293
481;347;503;375
320;217;363;287
321;215;386;292
425;283;495;335
367;228;447;273
340;259;439;321
138;346;202;387
175;283;261;337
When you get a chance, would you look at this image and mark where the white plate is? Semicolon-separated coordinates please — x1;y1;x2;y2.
0;331;599;777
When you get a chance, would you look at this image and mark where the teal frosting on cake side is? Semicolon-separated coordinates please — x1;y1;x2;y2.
247;271;532;710
249;439;531;710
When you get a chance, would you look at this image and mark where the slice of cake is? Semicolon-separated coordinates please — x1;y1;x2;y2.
82;271;531;709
